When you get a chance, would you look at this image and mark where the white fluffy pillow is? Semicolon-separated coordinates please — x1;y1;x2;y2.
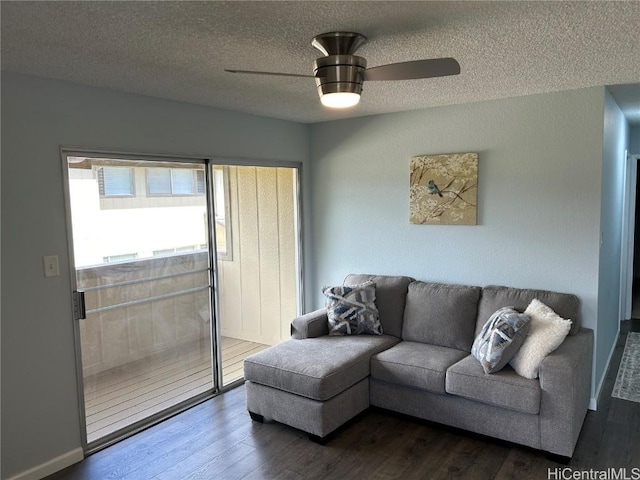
509;299;572;379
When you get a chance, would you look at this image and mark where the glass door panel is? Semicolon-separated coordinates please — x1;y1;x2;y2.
213;165;299;385
66;156;214;445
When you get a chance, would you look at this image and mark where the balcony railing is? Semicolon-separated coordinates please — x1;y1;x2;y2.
77;252;211;376
76;252;268;442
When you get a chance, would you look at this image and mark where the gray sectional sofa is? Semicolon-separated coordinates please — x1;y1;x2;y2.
243;274;594;458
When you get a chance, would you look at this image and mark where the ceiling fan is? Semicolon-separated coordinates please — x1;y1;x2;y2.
226;31;460;109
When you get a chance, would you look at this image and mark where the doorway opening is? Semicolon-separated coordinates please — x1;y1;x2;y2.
630;155;640;319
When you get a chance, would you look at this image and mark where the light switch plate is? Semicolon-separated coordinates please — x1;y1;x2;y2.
43;255;60;277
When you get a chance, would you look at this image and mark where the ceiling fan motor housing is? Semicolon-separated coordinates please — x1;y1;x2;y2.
312;32;368;100
313;55;367;97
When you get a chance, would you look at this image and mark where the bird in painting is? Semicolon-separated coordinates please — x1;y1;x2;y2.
427;180;443;197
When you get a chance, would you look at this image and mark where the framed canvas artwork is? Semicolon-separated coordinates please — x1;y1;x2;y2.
410;152;478;225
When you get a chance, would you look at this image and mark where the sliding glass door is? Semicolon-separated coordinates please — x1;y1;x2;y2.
63;152;302;449
65;156;215;446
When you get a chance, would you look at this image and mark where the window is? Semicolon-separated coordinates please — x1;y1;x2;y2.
195;170;205;194
152;248;175;257
147;168;171;195
98;167;135;196
103;253;138;263
147;168;205;196
152;246;200;257
213;166;232;260
172;169;193;194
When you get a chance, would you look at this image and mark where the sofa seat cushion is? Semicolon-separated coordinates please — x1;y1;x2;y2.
371;341;468;394
244;335;399;401
445;355;541;414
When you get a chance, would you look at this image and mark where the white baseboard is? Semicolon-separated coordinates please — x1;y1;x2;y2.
8;447;83;480
589;329;620;411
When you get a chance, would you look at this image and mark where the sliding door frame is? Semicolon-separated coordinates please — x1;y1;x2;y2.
60;146;304;455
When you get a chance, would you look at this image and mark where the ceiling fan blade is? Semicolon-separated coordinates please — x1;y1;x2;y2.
363;57;460;81
225;69;315;79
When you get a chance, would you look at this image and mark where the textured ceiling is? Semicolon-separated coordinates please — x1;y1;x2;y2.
2;1;639;124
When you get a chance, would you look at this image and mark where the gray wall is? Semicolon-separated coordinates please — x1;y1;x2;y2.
1;72;628;479
0;73;310;479
597;91;630;388
309;87;607;389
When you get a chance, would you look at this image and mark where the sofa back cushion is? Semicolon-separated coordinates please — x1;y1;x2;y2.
343;274;414;338
402;281;481;351
475;285;581;338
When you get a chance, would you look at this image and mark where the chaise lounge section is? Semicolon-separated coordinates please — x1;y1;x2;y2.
243;274;593;457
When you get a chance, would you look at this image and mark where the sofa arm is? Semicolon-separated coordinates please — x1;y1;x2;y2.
538;327;593;457
291;308;329;339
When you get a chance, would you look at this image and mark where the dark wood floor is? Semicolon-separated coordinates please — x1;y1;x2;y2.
48;320;640;480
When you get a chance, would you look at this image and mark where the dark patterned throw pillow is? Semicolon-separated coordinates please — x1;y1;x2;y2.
323;281;382;335
472;306;531;374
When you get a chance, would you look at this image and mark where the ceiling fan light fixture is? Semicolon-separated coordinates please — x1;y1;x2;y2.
313;54;366;109
320;91;361;108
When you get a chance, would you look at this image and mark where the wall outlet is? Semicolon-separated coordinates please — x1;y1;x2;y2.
43;255;60;277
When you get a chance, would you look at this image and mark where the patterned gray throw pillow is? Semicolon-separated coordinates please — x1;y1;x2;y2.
323;281;382;335
472;307;531;374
